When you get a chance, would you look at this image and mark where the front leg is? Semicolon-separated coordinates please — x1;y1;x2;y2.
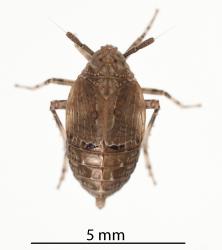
142;87;201;108
50;100;68;189
15;78;75;90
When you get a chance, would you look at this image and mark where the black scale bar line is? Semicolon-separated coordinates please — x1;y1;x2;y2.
31;241;186;245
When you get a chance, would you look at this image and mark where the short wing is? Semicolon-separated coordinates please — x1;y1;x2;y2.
66;78;102;147
105;80;146;150
66;77;146;151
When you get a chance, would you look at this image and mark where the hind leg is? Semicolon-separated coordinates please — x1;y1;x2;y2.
50;100;68;189
143;99;160;185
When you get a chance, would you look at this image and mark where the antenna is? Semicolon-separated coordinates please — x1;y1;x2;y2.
155;26;175;40
48;18;66;33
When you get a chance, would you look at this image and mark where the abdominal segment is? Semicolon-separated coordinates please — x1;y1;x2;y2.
67;144;140;207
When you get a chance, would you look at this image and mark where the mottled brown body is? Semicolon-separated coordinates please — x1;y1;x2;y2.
16;10;200;208
66;46;145;207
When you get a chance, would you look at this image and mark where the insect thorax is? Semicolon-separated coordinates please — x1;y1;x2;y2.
80;45;135;99
66;44;145;155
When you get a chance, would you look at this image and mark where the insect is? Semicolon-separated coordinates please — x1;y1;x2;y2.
16;10;200;208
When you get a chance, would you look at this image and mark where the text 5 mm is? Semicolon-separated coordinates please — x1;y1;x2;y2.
87;229;125;241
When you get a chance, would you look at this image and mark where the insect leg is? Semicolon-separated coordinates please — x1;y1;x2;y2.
57;154;68;189
50;100;68;189
126;9;159;52
50;100;67;140
142;88;201;108
143;99;160;185
15;78;75;90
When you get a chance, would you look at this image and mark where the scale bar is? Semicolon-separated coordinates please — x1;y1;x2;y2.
31;242;186;245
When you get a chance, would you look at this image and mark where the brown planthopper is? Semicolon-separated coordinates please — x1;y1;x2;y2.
15;10;201;208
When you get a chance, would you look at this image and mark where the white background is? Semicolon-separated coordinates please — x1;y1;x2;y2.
0;0;221;249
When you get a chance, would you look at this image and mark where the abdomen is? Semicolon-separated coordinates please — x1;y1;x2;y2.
67;143;140;208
